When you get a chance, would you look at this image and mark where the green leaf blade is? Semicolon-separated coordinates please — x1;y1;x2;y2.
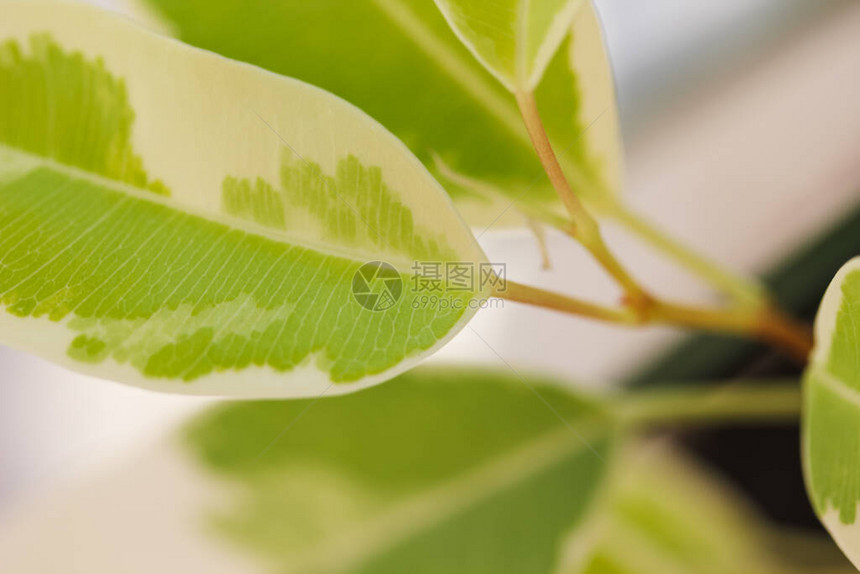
803;257;860;568
0;3;487;397
180;368;615;572
0;367;616;573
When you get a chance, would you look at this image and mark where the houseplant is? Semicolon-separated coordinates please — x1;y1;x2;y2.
0;1;858;571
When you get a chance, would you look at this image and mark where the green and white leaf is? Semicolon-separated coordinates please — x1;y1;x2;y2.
803;257;860;569
0;367;616;573
432;0;585;92
0;2;488;398
144;0;622;226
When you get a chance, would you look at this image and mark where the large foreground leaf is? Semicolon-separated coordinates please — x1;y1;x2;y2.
803;257;860;569
0;367;616;573
144;0;622;224
0;2;488;397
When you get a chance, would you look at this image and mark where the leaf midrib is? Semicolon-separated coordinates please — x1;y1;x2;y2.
814;366;860;410
0;144;425;270
516;0;531;88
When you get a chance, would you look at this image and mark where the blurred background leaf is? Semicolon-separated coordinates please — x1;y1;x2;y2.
0;367;616;573
565;442;853;574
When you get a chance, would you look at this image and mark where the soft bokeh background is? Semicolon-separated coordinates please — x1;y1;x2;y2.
1;0;858;524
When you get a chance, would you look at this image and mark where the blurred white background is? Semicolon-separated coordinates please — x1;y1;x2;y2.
0;0;857;518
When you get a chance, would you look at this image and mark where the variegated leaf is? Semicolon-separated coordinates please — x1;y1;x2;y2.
803;257;860;569
0;2;488;397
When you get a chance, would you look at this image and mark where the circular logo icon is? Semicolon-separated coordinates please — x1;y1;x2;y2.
351;261;403;311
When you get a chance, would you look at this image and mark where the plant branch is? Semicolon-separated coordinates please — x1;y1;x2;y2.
515;90;652;309
435;128;765;316
500;280;641;324
615;379;802;427
496;283;812;361
649;300;812;362
510;89;813;361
